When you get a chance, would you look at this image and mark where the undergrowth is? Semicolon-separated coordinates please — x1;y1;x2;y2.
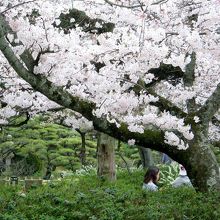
0;169;219;220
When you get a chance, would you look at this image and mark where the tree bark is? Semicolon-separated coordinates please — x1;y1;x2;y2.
181;141;220;192
97;132;116;181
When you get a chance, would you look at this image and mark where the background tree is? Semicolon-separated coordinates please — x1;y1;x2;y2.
137;146;154;168
97;132;116;181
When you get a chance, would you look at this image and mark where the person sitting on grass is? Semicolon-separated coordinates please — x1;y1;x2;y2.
142;166;160;191
172;165;193;188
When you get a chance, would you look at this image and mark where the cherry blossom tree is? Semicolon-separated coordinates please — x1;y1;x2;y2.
0;0;220;191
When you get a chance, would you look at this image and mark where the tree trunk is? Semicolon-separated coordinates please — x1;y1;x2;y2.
43;164;56;180
138;146;154;168
97;132;116;181
43;152;55;180
75;129;86;166
182;141;220;192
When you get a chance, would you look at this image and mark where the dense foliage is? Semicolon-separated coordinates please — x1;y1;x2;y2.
0;116;85;176
0;169;219;220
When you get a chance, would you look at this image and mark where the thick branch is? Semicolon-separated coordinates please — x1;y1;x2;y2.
0;21;183;159
55;8;115;35
183;52;197;113
212;116;220;127
197;83;220;125
9;112;30;127
75;128;86;136
0;15;35;70
46;106;65;112
183;52;196;87
0;24;95;118
0;112;30;127
131;79;187;118
0;100;7;108
147;87;187;118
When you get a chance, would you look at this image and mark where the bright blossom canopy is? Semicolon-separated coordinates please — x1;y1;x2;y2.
0;0;220;150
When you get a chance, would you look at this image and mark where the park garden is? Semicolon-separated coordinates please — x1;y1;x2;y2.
0;117;220;219
0;0;220;219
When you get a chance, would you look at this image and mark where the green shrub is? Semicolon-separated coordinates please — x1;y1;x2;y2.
0;170;219;220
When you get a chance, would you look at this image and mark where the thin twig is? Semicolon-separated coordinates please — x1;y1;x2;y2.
104;0;169;9
1;0;38;15
104;0;144;9
117;151;131;174
151;0;169;5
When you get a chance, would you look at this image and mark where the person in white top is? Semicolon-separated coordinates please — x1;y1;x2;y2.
142;166;160;191
172;165;193;188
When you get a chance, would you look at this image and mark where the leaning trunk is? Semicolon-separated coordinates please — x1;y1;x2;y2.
97;132;116;181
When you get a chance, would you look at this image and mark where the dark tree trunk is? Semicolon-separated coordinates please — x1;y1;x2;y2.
182;141;220;192
43;164;56;180
43;152;56;180
138;146;154;168
75;129;86;166
97;132;116;181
